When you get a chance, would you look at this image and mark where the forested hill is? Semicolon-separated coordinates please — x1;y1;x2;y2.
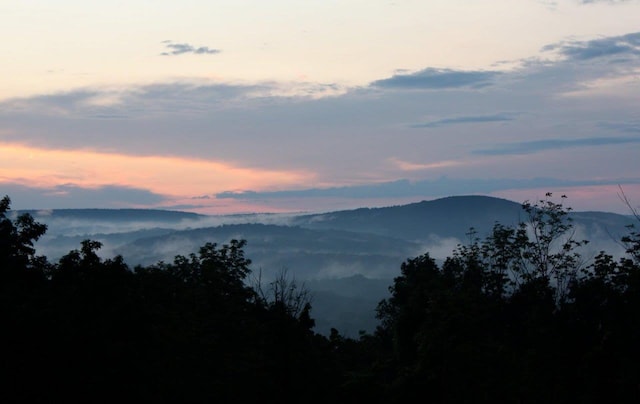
24;195;635;274
18;196;634;244
115;223;420;278
292;195;633;241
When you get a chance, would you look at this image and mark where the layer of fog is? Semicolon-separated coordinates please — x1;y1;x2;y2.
29;212;301;261
24;206;635;287
31;212;301;237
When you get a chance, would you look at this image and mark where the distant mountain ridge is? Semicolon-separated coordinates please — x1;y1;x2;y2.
21;194;637;336
293;195;634;241
22;195;636;257
23;194;635;279
18;208;205;222
294;195;531;240
18;195;632;231
115;223;420;279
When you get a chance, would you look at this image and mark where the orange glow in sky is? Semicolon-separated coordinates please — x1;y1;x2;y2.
0;142;312;198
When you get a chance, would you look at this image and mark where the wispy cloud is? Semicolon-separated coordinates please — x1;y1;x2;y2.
0;182;166;209
542;32;640;61
410;113;515;128
2;31;639;213
389;158;462;171
598;121;640;133
579;0;636;4
160;40;221;56
0;82;267;118
216;177;640;201
474;136;640;155
216;180;444;200
370;68;499;90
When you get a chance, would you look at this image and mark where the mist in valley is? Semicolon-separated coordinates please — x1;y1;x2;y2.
21;196;637;336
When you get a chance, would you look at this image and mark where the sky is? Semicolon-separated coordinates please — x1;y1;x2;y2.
1;0;639;214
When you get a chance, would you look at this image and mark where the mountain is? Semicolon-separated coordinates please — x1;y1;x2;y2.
114;223;420;279
292;196;633;256
23;195;637;336
292;195;527;240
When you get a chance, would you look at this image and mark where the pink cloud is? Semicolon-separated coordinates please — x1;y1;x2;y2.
0;142;313;199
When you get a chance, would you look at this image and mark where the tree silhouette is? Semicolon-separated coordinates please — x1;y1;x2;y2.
3;192;640;402
0;195;48;277
372;194;640;402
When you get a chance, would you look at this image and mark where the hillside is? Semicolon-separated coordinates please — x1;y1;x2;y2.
293;195;528;240
23;195;636;336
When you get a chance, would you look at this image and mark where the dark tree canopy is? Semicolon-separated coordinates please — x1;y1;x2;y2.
0;196;48;277
372;194;640;403
1;193;640;403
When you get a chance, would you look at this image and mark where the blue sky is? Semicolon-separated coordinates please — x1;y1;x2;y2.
1;0;639;213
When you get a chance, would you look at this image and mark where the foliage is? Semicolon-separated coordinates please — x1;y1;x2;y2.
2;193;640;402
253;267;315;329
0;195;48;275
372;193;640;402
0;196;338;403
619;187;640;263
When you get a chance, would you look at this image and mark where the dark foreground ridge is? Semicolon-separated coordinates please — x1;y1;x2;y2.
2;194;640;403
